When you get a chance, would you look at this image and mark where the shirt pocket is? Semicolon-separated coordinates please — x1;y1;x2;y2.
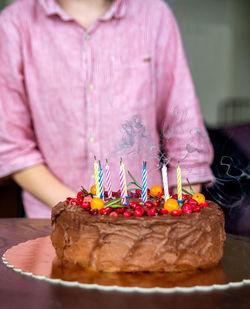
108;54;154;112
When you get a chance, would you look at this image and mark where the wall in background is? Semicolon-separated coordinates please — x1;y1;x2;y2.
167;0;250;126
1;0;249;126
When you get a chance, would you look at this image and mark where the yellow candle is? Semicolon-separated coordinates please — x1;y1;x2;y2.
177;164;182;200
121;161;127;197
94;159;100;198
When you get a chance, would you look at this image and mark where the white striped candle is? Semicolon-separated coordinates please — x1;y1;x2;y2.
162;163;169;200
105;159;112;198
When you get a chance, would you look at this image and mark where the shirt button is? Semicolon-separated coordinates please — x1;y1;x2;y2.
89;136;95;143
88;83;94;90
85;33;91;40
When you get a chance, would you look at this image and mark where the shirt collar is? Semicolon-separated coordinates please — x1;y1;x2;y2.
39;0;127;21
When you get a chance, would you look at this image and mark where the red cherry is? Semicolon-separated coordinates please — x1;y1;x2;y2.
144;201;153;208
89;209;98;215
100;206;113;215
115;207;125;214
109;211;118;217
171;209;182;216
123;210;132;217
81;201;90;209
147;208;158;216
193;206;201;212
112;191;117;196
200;201;209;208
159;208;168;215
188;199;198;207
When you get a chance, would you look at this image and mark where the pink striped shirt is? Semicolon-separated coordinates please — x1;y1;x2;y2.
0;0;214;218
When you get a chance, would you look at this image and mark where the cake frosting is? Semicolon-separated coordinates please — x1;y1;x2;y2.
51;199;225;272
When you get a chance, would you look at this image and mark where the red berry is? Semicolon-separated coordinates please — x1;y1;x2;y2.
109;211;118;217
188;199;198;207
89;209;98;215
77;191;84;198
200;201;208;208
147;208;158;216
135;189;142;197
182;207;192;214
182;203;192;211
134;206;144;217
159;208;168;215
117;189;121;195
172;194;178;200
144;201;153;208
153;200;160;207
112;191;117;196
100;206;113;215
129;201;140;209
157;192;164;198
123;210;132;217
171;209;182;216
169;189;172;196
115;207;125;214
66;197;73;204
81;201;90;209
69;198;78;205
83;195;92;203
193;206;201;212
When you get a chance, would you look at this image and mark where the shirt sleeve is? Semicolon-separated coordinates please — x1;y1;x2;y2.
0;13;44;178
155;4;214;187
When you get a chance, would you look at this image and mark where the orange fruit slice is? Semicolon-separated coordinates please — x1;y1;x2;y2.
150;185;163;197
192;193;206;205
90;184;105;196
90;184;97;195
164;198;179;212
90;198;105;210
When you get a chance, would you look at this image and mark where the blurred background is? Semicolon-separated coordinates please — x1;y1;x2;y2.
0;0;249;235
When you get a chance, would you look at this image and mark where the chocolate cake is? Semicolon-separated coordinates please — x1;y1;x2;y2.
51;199;225;273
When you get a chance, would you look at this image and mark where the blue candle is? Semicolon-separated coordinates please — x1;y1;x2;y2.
142;161;147;204
99;161;104;200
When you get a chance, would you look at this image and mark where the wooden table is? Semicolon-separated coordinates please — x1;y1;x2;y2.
1;219;250;309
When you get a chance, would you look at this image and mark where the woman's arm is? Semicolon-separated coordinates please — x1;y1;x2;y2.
12;164;77;208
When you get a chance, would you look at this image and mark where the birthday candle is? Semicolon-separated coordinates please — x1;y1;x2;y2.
99;161;104;200
162;163;169;200
142;161;148;204
177;163;182;201
120;159;126;205
122;160;127;197
94;157;100;198
105;159;112;199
